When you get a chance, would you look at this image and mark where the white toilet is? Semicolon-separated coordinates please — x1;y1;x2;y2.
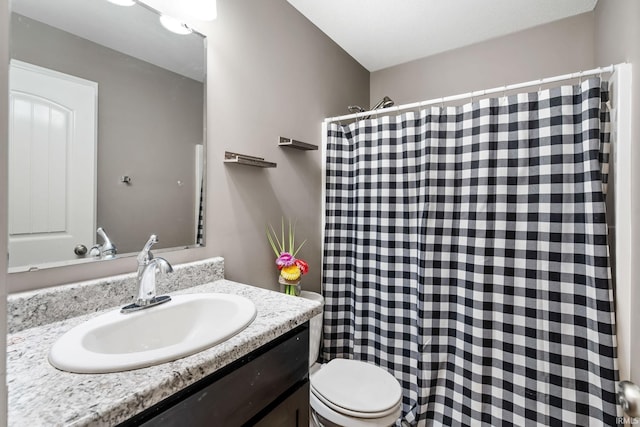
301;291;403;427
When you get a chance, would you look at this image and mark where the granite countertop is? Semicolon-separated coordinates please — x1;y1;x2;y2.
7;279;322;426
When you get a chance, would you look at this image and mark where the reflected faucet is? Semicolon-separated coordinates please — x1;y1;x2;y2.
121;234;174;314
89;227;117;259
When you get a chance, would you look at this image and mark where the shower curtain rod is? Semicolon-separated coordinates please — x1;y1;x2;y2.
324;64;615;124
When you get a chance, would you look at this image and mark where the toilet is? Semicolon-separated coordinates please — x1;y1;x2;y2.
301;291;402;427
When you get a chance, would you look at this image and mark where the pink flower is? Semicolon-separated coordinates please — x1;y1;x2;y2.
276;252;296;267
295;259;309;275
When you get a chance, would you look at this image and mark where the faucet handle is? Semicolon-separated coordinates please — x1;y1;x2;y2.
96;227;109;242
96;227;117;258
137;234;158;264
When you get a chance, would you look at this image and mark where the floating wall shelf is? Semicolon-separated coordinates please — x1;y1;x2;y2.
224;151;277;168
278;137;318;151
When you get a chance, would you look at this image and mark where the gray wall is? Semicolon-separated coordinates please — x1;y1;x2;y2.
5;0;369;293
371;12;596;105
594;0;640;383
206;0;369;292
10;14;204;255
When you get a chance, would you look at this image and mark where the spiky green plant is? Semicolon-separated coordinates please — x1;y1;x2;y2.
266;217;307;257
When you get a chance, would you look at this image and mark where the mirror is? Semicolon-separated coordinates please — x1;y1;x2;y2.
7;0;206;272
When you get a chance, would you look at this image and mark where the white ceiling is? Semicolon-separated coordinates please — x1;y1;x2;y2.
287;0;598;72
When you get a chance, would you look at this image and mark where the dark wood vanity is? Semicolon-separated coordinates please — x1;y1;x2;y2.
121;324;310;427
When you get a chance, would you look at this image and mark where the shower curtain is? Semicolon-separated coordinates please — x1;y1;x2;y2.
322;78;618;426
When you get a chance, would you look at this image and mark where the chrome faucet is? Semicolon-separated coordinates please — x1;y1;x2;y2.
89;227;117;259
121;234;173;314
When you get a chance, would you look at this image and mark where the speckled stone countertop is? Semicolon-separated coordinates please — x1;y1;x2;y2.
8;257;226;334
7;260;322;426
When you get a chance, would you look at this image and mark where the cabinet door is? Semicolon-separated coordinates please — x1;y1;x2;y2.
253;382;309;427
129;324;309;427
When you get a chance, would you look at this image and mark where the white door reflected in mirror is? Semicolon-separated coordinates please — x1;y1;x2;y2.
8;60;97;269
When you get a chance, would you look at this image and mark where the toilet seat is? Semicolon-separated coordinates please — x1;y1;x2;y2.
310;359;402;419
311;386;400;419
310;391;402;427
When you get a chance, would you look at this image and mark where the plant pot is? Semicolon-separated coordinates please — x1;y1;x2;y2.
278;275;301;296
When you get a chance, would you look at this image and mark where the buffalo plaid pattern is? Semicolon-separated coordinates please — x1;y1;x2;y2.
322;78;617;426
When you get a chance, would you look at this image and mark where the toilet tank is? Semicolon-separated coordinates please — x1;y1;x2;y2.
300;291;323;367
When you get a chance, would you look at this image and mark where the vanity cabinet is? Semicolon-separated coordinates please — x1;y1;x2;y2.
120;323;310;427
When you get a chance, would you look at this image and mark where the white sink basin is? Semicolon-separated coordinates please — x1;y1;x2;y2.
48;293;257;373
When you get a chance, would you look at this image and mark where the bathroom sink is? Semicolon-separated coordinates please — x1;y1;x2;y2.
48;293;257;373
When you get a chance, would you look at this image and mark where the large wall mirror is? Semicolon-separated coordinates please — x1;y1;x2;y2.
7;0;206;272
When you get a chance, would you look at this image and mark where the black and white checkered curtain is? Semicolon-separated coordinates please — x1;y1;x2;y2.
323;78;618;426
196;178;204;245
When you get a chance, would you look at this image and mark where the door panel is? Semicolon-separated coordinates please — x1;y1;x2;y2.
8;60;97;268
611;64;632;383
611;64;635;421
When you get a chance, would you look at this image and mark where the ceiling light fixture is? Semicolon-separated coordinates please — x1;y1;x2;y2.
159;15;193;35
